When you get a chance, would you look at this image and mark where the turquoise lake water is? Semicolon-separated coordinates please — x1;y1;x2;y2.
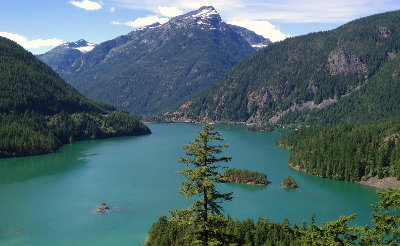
0;123;380;245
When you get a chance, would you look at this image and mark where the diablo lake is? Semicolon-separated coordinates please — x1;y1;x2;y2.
0;123;381;245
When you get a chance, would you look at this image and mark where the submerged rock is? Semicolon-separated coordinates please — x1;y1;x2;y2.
96;203;110;213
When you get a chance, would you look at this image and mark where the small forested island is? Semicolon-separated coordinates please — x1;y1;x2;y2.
245;123;274;132
0;37;151;159
281;176;298;188
224;168;270;185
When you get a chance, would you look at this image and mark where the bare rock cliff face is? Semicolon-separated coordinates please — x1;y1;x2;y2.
327;49;367;75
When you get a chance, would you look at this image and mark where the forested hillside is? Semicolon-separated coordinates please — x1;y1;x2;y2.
171;10;400;126
0;37;150;158
277;120;400;182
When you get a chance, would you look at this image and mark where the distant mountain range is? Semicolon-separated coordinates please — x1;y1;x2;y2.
36;39;96;74
170;10;400;127
228;24;271;49
37;6;270;116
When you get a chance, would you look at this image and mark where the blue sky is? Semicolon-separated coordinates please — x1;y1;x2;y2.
1;0;399;54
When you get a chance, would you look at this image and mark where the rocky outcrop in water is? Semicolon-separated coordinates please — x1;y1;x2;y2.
96;203;110;213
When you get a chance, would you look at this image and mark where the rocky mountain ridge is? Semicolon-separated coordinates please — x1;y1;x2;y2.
228;24;272;49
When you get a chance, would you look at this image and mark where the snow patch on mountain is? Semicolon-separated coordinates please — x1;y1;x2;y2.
74;43;96;53
252;44;268;49
62;39;97;53
192;7;218;19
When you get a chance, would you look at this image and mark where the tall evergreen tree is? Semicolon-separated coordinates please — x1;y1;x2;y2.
170;124;233;245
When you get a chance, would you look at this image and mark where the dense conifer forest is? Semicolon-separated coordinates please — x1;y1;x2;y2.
147;188;400;246
277;120;400;182
0;37;151;158
147;215;299;246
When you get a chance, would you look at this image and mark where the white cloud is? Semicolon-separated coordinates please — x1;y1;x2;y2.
69;0;102;11
228;20;290;42
157;6;182;17
109;7;115;12
0;32;63;49
109;0;399;24
112;15;169;28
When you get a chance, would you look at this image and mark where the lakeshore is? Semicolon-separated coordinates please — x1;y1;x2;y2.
357;175;400;190
290;164;400;190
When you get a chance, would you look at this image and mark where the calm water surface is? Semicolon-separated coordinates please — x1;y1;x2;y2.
0;123;380;245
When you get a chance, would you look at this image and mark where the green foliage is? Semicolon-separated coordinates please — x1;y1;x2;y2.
224;168;270;185
0;37;151;158
47;111;151;143
149;188;400;245
169;124;233;245
277;119;400;182
298;214;366;246
0;111;61;158
147;215;299;246
281;176;298;188
366;187;400;245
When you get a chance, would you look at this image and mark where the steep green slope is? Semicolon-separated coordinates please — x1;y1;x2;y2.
61;6;255;115
0;37;150;158
172;10;400;125
280;52;400;126
0;38;101;116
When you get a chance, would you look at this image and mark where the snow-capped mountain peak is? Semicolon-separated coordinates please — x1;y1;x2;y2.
166;6;224;30
191;6;219;19
62;39;97;53
74;43;96;53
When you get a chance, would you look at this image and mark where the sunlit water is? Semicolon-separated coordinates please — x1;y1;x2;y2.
0;124;380;245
